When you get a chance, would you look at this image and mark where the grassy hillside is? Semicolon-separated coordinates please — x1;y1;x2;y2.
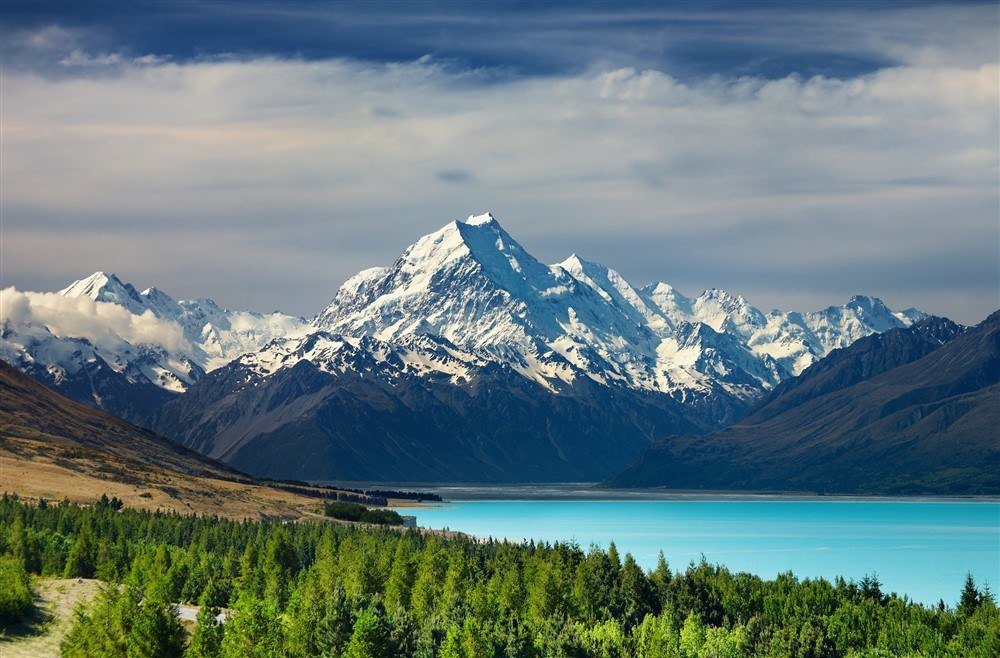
0;361;346;519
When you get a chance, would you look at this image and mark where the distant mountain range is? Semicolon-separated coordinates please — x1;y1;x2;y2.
607;312;999;494
2;212;933;481
1;272;307;423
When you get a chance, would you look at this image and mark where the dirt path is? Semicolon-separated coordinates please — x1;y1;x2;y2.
0;578;232;657
1;578;102;658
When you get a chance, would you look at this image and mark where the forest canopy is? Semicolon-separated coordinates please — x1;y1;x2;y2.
0;495;997;657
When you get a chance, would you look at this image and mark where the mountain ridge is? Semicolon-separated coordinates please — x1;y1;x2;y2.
606;312;998;494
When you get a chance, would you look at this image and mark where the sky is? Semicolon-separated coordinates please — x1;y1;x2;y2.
1;1;997;323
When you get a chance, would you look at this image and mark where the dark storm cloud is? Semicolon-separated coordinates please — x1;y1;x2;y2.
3;1;995;78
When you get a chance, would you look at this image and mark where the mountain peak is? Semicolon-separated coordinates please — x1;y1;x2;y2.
846;294;887;310
558;253;598;272
464;211;497;226
700;288;739;301
141;286;175;305
645;282;677;295
58;271;144;310
59;271;121;297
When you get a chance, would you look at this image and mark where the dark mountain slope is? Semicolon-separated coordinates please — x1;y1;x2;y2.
607;313;999;494
4;344;178;426
745;316;964;423
151;354;708;482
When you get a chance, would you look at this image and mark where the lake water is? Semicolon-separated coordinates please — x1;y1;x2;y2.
395;496;1000;605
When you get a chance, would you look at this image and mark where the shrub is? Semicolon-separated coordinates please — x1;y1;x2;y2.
0;553;33;625
323;502;403;526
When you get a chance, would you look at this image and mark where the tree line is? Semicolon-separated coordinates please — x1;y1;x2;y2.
323;501;404;525
0;494;996;657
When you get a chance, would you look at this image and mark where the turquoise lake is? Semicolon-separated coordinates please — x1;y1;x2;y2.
396;498;1000;605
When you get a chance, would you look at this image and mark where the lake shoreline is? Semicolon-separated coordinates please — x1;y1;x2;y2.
316;481;1000;504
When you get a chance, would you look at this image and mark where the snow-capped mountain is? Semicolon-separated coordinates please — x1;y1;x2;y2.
315;213;783;401
58;271;309;372
313;212;924;399
150;212;930;482
1;272;307;422
640;283;926;376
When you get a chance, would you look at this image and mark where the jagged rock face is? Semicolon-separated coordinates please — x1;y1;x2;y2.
151;212;929;481
607;313;998;495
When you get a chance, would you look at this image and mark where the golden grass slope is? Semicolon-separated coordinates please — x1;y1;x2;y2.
0;361;331;519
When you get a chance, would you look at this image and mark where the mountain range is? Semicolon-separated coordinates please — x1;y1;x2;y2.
607;312;999;494
1;272;307;423
2;212;931;481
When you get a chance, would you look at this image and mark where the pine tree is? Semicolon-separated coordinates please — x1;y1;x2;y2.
411;543;446;620
442;550;471;613
385;541;416;612
220;594;283;658
959;573;982;616
127;598;187;658
344;605;391;658
63;527;97;578
316;590;354;657
0;554;33;624
262;528;297;607
619;553;655;628
460;617;492;657
439;622;464;658
607;542;622;574
679;612;706;658
8;512;40;573
186;604;224;658
8;513;27;569
651;551;673;611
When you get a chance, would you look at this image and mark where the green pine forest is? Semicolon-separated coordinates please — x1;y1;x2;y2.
1;495;997;657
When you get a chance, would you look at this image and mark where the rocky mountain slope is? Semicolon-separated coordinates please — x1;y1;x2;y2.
607;312;998;494
149;213;927;481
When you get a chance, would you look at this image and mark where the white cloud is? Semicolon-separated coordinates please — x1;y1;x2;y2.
58;50;124;67
0;287;192;353
1;53;997;322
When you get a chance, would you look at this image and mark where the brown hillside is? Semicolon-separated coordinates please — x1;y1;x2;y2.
0;361;331;519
